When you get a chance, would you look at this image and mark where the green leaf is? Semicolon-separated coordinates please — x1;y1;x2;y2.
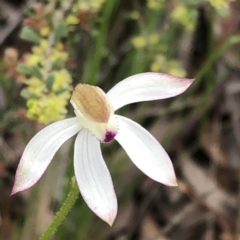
31;66;42;80
20;27;41;44
17;64;31;75
17;64;43;80
216;7;229;17
20;89;31;99
46;74;55;91
54;22;67;43
55;88;68;95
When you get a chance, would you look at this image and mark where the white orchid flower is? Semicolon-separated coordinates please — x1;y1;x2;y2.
11;72;194;225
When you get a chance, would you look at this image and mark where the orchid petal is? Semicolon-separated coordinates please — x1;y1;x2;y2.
115;115;177;186
11;118;81;195
74;129;117;225
107;72;194;110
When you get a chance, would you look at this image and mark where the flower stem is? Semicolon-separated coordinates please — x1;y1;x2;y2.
40;177;79;240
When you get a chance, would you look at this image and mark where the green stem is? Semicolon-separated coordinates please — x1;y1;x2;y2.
40;177;79;240
189;34;240;94
82;0;116;85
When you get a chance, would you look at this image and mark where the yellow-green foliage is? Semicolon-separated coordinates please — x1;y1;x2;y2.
151;54;186;77
24;70;72;124
132;34;160;49
207;0;233;10
16;0;232;125
17;0;107;124
147;0;165;10
77;0;106;11
171;4;197;31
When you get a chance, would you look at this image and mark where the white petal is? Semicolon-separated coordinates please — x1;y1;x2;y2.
115;115;177;186
107;72;194;110
11;118;81;195
74;129;117;225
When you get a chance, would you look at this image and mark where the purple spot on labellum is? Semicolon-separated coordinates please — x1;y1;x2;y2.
103;131;116;143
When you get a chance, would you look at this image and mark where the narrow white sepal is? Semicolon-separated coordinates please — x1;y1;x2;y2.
74;129;117;225
11;117;82;195
107;72;194;111
115;115;178;186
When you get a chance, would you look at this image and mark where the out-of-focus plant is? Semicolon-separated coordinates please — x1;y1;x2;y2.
146;0;165;10
73;0;106;30
170;3;197;31
16;0;106;125
130;1;187;78
132;32;186;77
131;0;234;78
177;0;234;16
0;47;25;112
132;33;160;49
151;54;186;77
2;48;20;78
16;2;75;124
207;0;234;15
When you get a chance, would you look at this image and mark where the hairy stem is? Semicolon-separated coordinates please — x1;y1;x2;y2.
40;177;79;240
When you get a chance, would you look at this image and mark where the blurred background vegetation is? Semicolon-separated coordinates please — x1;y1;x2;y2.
1;0;240;239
